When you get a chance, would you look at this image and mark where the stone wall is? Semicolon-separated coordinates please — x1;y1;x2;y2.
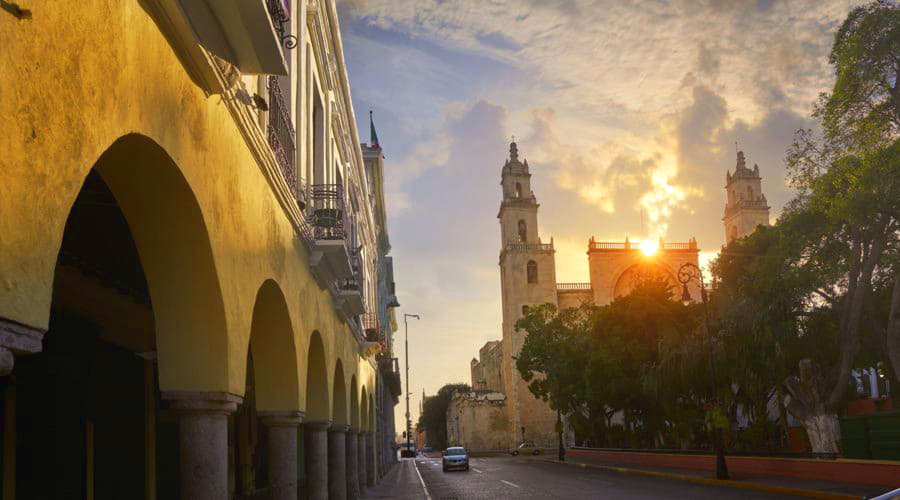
557;289;593;310
471;341;503;392
446;391;509;452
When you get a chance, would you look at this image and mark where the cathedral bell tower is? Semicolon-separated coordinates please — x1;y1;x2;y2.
724;150;770;244
497;140;559;448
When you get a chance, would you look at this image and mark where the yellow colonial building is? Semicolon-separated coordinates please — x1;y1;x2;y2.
0;1;401;499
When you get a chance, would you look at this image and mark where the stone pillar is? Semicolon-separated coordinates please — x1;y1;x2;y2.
328;425;348;500
357;432;367;494
164;392;241;500
305;421;331;500
366;431;376;487
346;428;360;500
260;412;304;500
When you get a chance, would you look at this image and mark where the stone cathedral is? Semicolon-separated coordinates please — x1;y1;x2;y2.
447;142;770;451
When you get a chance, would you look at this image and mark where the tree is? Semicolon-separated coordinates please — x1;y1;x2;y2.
515;278;703;448
766;1;900;452
416;383;469;451
711;221;834;452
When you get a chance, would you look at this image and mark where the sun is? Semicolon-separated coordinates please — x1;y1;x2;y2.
639;240;658;257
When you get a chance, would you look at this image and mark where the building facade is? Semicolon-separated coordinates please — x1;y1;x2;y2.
463;141;704;450
0;1;399;499
361;114;403;477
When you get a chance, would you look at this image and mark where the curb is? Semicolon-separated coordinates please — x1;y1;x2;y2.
537;458;860;500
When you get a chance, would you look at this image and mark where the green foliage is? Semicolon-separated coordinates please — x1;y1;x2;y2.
818;0;899;148
516;278;708;449
416;382;470;450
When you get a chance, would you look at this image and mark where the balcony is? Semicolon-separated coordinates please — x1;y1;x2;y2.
382;358;402;402
307;184;353;281
267;76;296;196
387;281;400;308
588;237;699;253
557;282;592;291
504;242;554;253
355;312;385;359
337;252;365;317
362;313;383;343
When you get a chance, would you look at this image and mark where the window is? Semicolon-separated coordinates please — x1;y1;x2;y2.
526;260;538;284
515;182;523;198
518;220;527;243
747;186;753;200
521;305;529;315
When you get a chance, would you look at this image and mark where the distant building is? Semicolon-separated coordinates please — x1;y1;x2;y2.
461;141;705;449
446;390;508;451
724;151;771;243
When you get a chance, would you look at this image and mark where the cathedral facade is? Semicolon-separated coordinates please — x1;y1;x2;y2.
451;143;770;451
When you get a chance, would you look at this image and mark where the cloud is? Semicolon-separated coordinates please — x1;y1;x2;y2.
337;0;861;428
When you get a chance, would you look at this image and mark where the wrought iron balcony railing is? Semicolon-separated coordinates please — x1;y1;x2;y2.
362;312;382;343
309;184;346;240
267;76;297;194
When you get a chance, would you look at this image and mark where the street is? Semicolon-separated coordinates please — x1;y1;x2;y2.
409;455;800;499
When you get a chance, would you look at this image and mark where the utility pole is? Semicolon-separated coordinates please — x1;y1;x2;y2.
404;313;420;456
678;262;729;480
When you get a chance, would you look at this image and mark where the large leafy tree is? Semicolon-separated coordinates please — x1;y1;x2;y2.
715;0;900;453
515;278;703;448
416;383;470;451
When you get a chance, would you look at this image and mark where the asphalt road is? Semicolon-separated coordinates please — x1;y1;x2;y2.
412;455;801;499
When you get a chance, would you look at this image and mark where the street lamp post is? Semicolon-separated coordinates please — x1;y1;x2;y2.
403;313;419;457
677;262;729;480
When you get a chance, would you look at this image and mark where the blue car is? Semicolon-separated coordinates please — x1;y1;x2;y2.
442;447;469;472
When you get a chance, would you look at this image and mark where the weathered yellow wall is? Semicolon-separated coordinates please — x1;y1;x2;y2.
0;0;373;424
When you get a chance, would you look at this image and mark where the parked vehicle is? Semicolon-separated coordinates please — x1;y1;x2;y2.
509;441;542;456
442;446;470;472
400;442;416;458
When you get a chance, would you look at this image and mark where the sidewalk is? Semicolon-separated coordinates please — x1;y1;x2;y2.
539;454;893;499
363;459;429;499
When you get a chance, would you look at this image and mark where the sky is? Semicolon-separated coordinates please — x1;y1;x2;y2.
335;0;863;434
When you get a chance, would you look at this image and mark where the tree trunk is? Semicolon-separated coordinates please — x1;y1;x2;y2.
885;271;900;385
800;413;841;455
827;226;886;409
784;359;842;454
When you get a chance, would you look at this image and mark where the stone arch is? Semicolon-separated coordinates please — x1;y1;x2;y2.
360;385;369;431
611;263;677;299
332;359;349;426
91;134;229;392
368;392;376;432
305;331;330;421
518;220;527;243
248;280;301;411
350;375;360;429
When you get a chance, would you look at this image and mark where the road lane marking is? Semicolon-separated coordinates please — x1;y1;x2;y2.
501;480;520;488
471;467;483;474
412;459;433;500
